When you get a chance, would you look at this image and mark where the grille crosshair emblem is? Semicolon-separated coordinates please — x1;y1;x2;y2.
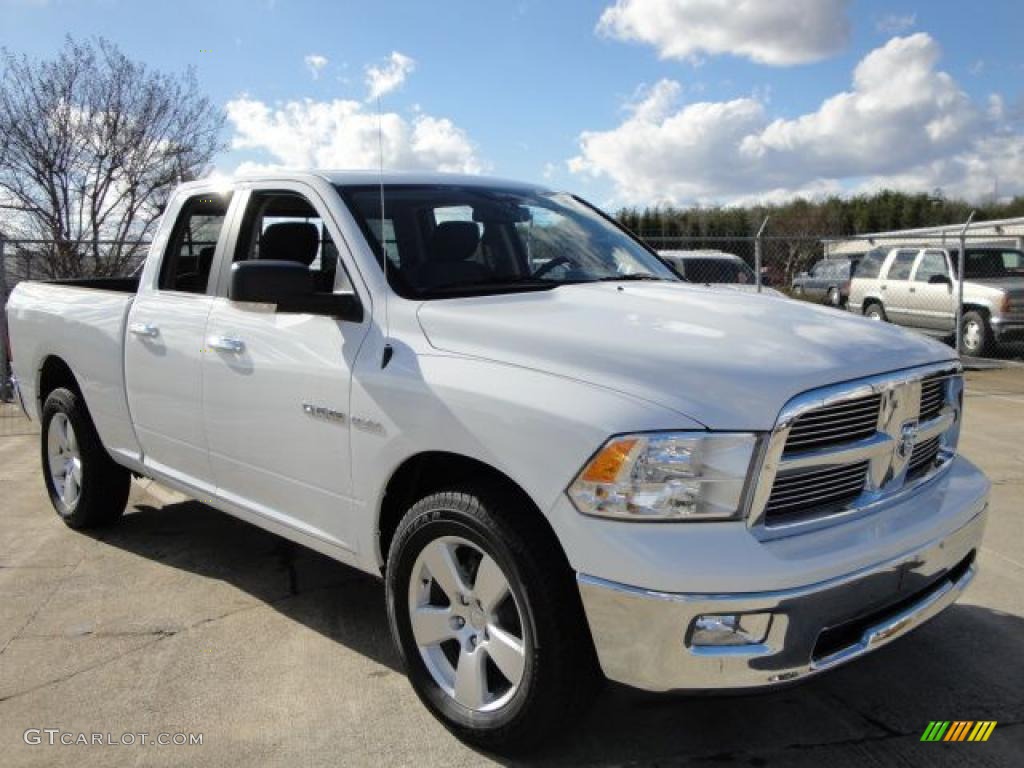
897;419;920;460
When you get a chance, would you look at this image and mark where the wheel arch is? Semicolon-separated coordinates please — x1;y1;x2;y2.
38;355;83;408
376;450;565;574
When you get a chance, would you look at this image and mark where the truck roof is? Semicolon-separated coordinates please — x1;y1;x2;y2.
177;170;548;193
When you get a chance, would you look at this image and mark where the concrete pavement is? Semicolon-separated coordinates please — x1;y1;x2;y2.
0;370;1022;766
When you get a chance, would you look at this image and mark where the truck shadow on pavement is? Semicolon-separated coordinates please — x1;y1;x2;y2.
96;499;1023;766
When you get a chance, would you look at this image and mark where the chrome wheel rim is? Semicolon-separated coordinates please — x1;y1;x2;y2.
964;319;982;351
408;536;526;712
868;308;882;321
47;413;82;511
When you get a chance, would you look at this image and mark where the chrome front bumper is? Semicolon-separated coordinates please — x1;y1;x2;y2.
577;500;986;692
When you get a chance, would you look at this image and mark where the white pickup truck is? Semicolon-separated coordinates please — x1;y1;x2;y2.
6;171;989;750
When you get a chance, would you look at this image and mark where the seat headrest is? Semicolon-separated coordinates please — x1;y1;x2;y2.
429;221;480;263
259;222;319;266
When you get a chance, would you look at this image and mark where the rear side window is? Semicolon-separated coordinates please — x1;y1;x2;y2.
854;249;886;279
914;251;949;282
159;193;233;294
885;250;918;281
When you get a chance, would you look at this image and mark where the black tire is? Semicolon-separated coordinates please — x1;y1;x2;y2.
385;484;597;753
40;388;130;529
864;302;888;321
827;287;841;307
961;310;993;356
792;285;804;298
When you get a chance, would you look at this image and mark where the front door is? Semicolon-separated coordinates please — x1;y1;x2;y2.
124;190;234;488
909;250;955;331
201;185;370;551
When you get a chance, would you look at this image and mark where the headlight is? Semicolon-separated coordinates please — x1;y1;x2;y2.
567;432;758;521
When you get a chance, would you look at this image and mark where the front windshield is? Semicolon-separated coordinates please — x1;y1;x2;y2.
959;249;1024;279
338;185;679;298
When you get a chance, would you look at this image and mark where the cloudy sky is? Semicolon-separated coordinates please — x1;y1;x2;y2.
2;0;1022;207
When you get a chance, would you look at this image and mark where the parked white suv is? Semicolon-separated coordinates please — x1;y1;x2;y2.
848;245;1024;355
6;172;989;750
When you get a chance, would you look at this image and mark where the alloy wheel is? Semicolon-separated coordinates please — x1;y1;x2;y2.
47;413;82;511
407;536;526;712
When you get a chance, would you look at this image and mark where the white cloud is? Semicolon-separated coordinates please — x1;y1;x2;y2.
597;0;850;66
225;97;483;174
875;13;916;35
304;54;328;80
570;34;1024;205
365;51;415;101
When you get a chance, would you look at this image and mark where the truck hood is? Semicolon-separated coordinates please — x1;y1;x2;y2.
416;282;956;430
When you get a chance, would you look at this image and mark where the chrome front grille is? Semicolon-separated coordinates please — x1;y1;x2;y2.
764;461;869;523
750;363;963;535
919;376;944;422
784;394;881;454
907;435;941;480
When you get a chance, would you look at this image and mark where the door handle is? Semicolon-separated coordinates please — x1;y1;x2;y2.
128;322;159;338
880;285;887;291
206;335;245;354
909;287;916;293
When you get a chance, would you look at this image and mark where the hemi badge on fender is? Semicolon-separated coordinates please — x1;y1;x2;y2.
302;403;347;424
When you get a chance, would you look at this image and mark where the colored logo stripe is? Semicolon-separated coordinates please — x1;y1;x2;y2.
921;721;996;742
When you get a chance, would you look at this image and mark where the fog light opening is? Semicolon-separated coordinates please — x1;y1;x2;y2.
690;613;772;647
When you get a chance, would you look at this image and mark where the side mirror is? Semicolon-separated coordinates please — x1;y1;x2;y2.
928;274;952;286
229;261;363;322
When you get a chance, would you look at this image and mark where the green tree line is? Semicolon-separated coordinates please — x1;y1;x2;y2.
617;190;1024;238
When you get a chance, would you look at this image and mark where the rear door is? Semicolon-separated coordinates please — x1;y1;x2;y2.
880;249;918;325
124;189;235;488
909;250;954;331
201;183;370;551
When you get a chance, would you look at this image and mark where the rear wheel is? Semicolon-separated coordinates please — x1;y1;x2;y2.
792;285;804;298
827;287;841;307
961;310;993;356
41;388;130;529
865;302;887;322
385;484;596;752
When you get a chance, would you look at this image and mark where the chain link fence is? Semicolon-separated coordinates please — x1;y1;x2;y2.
3;224;1024;437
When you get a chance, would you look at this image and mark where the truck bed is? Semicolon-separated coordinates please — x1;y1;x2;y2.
6;281;141;463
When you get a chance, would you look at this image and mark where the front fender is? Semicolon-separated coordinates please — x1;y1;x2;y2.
348;350;704;571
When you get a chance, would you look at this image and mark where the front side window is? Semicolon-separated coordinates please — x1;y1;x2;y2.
159;193;232;293
885;250;918;281
914;251;949;282
233;192;350;293
339;185;678;298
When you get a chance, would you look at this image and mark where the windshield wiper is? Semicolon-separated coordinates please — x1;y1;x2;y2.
592;274;668;282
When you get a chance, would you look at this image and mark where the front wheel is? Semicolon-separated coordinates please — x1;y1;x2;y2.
385;485;596;752
41;388;130;529
827;287;841;307
961;311;993;356
865;302;887;321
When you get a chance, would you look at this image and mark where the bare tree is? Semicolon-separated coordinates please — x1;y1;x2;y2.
0;37;224;277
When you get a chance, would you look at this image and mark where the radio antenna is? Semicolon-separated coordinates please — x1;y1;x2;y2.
377;93;391;348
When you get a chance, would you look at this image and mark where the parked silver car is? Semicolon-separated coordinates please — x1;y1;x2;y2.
848;245;1024;354
658;250;785;297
